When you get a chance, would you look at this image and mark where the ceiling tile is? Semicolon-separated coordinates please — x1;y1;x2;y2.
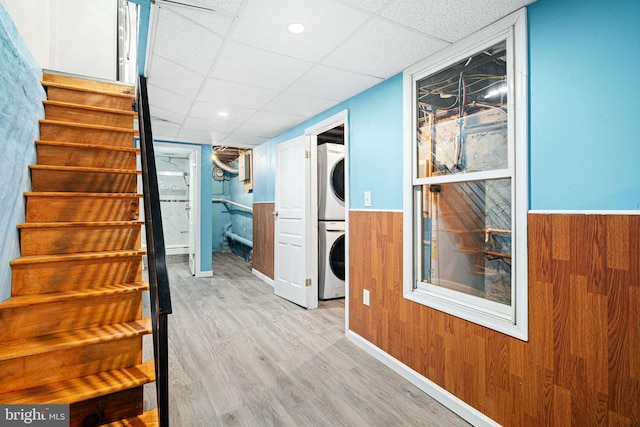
150;119;181;139
233;122;282;138
323;17;449;78
149;105;187;124
264;93;338;118
230;0;369;62
147;55;207;98
189;102;256;122
168;0;244;16
199;78;279;109
147;84;193;116
220;134;271;148
380;0;531;43
334;0;390;12
183;116;241;133
211;131;231;143
287;65;383;101
249;110;307;131
151;7;224;75
210;42;314;91
175;127;214;144
159;2;237;34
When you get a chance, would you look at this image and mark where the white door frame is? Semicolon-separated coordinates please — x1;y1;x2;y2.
304;110;349;328
153;142;202;276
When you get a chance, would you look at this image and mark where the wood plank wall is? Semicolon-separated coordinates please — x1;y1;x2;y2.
252;202;275;280
349;211;639;426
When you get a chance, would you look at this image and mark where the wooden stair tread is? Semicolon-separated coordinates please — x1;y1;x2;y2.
0;360;155;404
18;220;144;229
42;75;135;97
454;248;484;254
40;119;138;134
26;191;142;198
486;250;512;259
0;282;149;309
36;140;139;154
103;409;159;427
43;80;135;99
471;270;501;277
43;99;136;116
29;164;141;175
440;228;483;233
10;249;146;266
0;319;151;361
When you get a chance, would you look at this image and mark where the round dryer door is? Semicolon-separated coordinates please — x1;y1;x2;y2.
331;158;345;202
329;234;345;280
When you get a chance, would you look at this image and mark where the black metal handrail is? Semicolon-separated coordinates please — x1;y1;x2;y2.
136;74;172;427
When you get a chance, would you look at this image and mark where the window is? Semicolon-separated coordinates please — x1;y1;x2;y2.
402;10;528;340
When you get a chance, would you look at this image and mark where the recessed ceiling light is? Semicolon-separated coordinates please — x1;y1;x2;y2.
218;111;229;117
288;22;306;34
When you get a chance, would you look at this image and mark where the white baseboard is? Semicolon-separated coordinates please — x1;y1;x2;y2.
252;268;274;287
196;270;213;278
347;330;501;427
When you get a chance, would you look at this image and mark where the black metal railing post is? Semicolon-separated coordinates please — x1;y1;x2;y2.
137;74;172;427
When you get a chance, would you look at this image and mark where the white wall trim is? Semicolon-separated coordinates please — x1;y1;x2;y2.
304;110;349;322
402;8;529;341
252;268;274;287
529;210;640;215
152;142;203;277
252;201;275;204
347;331;501;427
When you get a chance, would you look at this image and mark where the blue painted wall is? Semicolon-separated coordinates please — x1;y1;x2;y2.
0;5;45;302
212;175;231;251
253;75;404;210
349;75;403;210
228;169;253;259
126;0;151;75
528;0;640;210
212;160;253;259
200;144;213;272
253;140;276;203
254;0;640;212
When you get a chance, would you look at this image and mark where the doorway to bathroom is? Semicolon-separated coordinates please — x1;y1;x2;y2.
154;143;201;275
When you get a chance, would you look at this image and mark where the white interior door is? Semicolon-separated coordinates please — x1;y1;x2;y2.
274;136;314;308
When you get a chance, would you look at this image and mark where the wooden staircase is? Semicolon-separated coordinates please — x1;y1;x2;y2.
0;73;158;426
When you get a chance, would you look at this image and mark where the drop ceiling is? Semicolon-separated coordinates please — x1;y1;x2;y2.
145;0;535;148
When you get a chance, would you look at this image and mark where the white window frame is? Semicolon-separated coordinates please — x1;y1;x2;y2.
402;9;528;341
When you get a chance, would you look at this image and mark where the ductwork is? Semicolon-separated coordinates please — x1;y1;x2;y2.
212;151;238;174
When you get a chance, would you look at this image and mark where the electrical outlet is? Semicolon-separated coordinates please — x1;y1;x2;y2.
364;191;371;207
363;289;370;306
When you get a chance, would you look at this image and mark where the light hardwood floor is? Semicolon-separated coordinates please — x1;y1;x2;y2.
147;252;470;426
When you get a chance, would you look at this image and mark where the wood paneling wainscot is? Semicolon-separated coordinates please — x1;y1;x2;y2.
349;210;639;426
252;202;275;280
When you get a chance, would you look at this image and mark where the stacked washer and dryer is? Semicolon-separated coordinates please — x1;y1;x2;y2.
318;143;346;300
